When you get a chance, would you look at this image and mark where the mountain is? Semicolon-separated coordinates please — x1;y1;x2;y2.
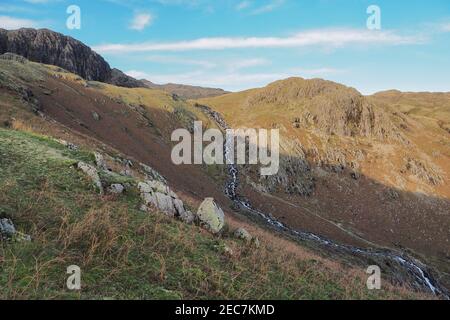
198;77;450;290
0;28;111;82
369;90;450;134
140;79;229;99
0;54;429;300
0;31;448;299
0;28;229;97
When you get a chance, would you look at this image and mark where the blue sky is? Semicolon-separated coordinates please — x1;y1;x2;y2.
1;0;450;93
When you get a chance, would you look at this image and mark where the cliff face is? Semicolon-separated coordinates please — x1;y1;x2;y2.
0;28;113;82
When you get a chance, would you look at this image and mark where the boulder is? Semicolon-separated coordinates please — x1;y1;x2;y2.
196;198;225;234
138;180;192;222
108;184;124;194
154;192;177;217
77;161;103;194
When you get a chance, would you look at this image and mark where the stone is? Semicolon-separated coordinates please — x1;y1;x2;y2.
154;192;177;217
94;152;108;170
108;184;124;194
196;198;225;234
138;181;153;194
179;210;195;225
0;218;16;239
77;161;103;194
58;139;78;151
92;111;101;121
233;228;252;243
147;180;170;194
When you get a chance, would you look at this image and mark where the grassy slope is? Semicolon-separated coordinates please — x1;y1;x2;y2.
0;127;425;300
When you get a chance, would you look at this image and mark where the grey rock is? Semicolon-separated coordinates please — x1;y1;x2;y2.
92;111;101;121
154;192;177;217
94;152;108;170
138;180;192;222
0;28;145;88
108;184;124;194
77;161;103;194
0;218;16;239
196;198;225;234
58;139;78;151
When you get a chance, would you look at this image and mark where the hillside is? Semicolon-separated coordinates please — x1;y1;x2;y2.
0;56;431;299
198;77;450;291
140;79;229;100
370;90;450;134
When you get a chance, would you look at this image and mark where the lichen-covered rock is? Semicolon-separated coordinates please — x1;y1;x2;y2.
196;198;225;234
77;161;103;194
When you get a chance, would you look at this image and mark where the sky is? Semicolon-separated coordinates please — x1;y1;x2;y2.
0;0;449;94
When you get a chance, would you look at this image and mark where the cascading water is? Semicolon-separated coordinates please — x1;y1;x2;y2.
195;103;449;299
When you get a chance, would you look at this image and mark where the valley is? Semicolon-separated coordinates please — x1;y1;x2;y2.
0;28;448;300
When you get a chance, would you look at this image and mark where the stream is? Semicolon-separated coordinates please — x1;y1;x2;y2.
195;103;449;299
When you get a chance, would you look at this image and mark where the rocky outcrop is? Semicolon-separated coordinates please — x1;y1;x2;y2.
246;77;407;142
77;161;103;194
0;28;110;81
196;198;225;234
138;180;194;224
0;28;143;88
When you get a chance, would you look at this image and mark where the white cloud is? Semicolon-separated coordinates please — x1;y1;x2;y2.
0;15;38;29
144;55;217;68
251;0;284;15
94;28;425;54
236;1;252;11
130;13;153;31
